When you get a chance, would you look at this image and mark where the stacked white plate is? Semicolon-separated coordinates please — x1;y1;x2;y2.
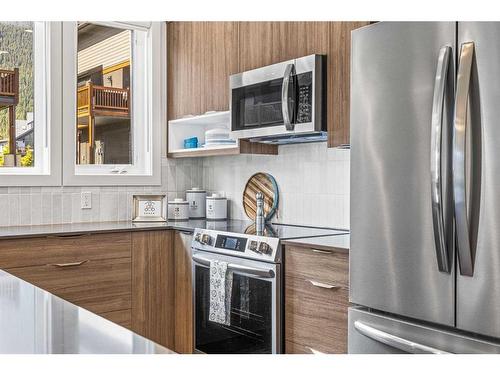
203;127;236;148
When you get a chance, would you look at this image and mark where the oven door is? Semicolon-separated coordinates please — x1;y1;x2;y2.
230;54;325;139
192;250;281;354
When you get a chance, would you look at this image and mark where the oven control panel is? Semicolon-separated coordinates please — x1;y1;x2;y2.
192;229;281;263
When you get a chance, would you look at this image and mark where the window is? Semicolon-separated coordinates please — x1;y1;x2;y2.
62;22;164;186
0;22;61;186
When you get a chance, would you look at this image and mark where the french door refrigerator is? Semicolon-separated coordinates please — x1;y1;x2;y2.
349;22;500;353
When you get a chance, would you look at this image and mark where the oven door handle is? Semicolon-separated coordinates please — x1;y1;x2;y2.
192;254;275;279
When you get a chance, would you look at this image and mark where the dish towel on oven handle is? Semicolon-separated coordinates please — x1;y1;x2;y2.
209;260;233;326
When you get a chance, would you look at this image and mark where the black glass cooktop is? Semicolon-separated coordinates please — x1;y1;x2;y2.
184;219;348;240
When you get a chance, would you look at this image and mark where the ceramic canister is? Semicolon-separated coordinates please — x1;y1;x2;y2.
186;188;206;219
167;198;189;221
206;193;227;221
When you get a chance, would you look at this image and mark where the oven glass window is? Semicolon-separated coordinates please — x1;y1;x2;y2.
195;265;273;354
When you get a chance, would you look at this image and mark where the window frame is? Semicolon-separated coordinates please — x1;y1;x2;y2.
0;21;62;186
62;21;164;186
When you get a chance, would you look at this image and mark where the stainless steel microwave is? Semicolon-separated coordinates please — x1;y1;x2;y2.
230;54;326;144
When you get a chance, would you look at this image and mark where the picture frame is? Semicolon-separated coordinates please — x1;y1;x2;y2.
132;194;167;222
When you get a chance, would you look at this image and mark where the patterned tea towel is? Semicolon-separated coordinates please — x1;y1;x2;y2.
209;260;233;326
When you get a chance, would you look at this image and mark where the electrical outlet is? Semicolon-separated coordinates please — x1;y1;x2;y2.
81;192;92;209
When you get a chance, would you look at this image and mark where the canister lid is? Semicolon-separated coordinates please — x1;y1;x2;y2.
187;187;206;193
168;198;188;205
207;193;226;200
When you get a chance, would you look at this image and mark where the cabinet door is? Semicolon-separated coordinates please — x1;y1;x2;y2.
238;22;276;72
132;230;175;348
285;245;349;354
167;22;203;120
201;22;239;113
328;22;370;147
174;231;194;354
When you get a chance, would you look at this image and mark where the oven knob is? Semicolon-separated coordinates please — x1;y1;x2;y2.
248;240;259;253
258;242;272;255
194;233;202;242
201;233;213;246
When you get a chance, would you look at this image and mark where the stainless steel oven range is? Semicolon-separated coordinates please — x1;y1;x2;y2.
191;228;282;354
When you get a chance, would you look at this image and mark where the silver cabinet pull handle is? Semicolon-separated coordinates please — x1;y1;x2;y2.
311;249;333;255
430;45;452;274
49;260;88;268
354;320;451;354
307;280;340;289
282;63;295;131
47;233;91;239
453;42;476;277
306;346;325;354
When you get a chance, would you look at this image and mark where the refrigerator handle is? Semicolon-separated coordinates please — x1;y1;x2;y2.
354;321;451;354
431;45;452;273
453;42;475;277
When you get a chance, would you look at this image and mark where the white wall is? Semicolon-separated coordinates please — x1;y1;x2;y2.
203;143;350;229
0;143;350;230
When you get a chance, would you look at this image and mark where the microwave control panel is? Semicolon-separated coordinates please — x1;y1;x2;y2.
296;72;313;123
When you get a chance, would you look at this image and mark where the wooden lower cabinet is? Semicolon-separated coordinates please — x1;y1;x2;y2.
0;229;195;351
173;231;194;354
131;230;175;349
284;245;349;354
100;309;132;329
2;232;132;328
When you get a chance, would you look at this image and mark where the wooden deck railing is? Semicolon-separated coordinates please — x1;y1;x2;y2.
77;83;130;116
0;68;19;99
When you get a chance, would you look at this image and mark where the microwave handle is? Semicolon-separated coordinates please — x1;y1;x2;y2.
282;63;295;131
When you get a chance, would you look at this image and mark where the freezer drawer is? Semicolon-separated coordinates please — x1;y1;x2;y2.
348;307;500;354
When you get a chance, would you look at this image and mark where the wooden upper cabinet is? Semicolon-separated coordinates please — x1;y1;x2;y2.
238;22;274;72
328;22;370;147
201;22;239;113
167;22;203;120
167;21;370;147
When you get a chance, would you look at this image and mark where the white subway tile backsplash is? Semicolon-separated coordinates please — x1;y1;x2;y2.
1;146;350;230
0;196;9;226
203;143;350;229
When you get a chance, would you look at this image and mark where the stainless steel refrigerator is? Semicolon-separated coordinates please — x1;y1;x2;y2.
349;22;500;353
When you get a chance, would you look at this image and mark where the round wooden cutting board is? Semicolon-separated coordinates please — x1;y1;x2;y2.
243;172;279;221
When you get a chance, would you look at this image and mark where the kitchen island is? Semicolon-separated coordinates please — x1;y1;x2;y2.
0;268;174;354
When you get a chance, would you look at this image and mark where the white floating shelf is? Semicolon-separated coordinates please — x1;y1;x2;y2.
168;111;234;156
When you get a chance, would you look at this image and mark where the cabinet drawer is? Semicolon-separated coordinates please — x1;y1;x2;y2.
285;245;348;288
6;257;131;315
0;232;131;269
285;274;349;354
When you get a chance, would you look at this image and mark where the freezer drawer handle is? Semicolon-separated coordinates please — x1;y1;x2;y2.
307;280;341;290
192;254;275;279
453;42;477;277
430;45;453;273
354;320;450;354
